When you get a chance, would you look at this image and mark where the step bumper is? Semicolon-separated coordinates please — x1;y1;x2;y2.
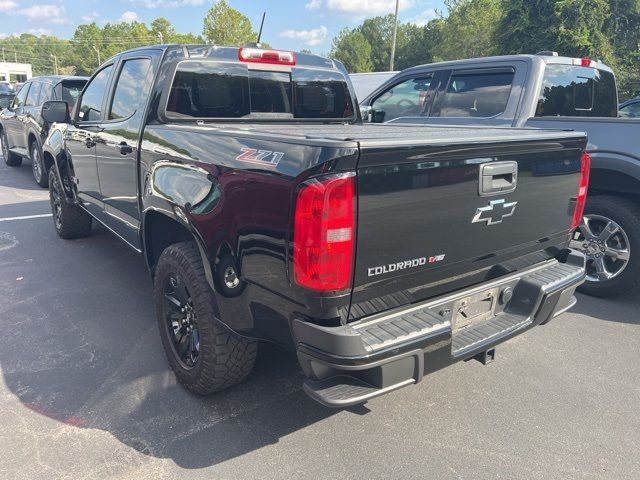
294;251;586;408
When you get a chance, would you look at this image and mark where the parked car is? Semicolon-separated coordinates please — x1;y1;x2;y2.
619;97;640;118
349;71;398;100
41;44;587;407
0;81;15;109
360;53;640;297
0;75;88;187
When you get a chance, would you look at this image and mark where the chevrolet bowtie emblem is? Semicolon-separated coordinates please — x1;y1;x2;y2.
472;199;518;225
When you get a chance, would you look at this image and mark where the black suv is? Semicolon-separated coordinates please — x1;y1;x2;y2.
0;76;87;187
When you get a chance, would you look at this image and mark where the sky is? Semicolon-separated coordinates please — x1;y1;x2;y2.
0;0;446;53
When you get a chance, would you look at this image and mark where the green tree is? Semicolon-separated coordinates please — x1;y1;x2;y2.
330;29;374;72
431;0;504;61
498;0;613;61
202;0;257;45
151;17;176;43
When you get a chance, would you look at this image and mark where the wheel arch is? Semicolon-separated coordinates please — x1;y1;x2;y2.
589;152;640;202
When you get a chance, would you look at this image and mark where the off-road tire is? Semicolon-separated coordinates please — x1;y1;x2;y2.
154;241;257;394
2;131;21;167
577;195;640;297
31;141;48;188
49;168;92;239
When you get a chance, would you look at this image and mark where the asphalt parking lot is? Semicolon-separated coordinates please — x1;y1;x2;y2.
0;157;639;480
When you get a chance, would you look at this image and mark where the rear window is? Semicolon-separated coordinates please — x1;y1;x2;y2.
536;64;617;117
166;61;354;120
60;81;86;107
437;70;514;118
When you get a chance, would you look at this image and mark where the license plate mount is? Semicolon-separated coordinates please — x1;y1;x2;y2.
453;288;498;331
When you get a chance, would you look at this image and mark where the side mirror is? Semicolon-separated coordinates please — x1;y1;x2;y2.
41;100;70;124
360;105;372;122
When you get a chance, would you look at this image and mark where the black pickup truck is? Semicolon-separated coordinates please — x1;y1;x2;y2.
41;45;587;407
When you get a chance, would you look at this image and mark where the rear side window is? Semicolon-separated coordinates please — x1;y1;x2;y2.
437;70;514;118
25;82;43;107
536;64;617;117
166;61;354;120
58;81;86;107
109;58;152;120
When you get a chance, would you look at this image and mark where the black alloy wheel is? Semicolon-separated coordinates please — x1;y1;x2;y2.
163;272;200;369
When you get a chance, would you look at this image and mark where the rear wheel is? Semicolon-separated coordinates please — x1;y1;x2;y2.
154;242;256;394
30;141;48;188
2;131;21;167
49;168;92;239
571;195;640;297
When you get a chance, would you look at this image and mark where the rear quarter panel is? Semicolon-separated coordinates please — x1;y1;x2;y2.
139;124;358;345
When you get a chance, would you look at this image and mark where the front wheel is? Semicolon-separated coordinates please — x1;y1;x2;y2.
571;195;640;297
154;242;256;394
30;141;48;188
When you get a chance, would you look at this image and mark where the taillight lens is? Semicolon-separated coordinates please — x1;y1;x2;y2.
293;173;355;292
571;152;591;230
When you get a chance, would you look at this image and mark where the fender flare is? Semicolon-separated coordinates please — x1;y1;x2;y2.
588;151;640;196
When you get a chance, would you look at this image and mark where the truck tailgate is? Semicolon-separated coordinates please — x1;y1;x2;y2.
350;128;586;320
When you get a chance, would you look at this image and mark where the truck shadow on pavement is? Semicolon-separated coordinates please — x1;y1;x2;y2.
0;219;342;469
572;292;639;325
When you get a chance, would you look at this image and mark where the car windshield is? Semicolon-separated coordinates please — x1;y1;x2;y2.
0;83;14;94
166;61;355;121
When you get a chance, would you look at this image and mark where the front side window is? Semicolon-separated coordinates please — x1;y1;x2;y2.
109;58;152;120
536;64;617;117
437;70;514;118
78;65;114;122
25;82;43;107
370;76;432;123
12;82;30;108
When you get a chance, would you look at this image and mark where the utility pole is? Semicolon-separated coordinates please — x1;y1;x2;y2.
93;46;101;66
50;54;58;75
1;48;4;63
158;32;163;44
389;0;400;71
14;51;17;63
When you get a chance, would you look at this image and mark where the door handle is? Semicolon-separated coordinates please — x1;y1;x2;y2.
118;142;133;155
479;161;518;196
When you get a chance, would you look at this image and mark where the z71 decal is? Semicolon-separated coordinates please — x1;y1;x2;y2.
236;148;284;167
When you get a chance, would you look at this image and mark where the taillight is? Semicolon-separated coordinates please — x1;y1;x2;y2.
293;173;355;292
238;48;296;66
573;58;594;67
571;152;591;230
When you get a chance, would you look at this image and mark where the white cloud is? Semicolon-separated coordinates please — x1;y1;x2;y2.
325;0;414;15
119;11;139;23
17;4;69;25
0;1;17;13
29;28;53;37
130;0;205;7
82;12;100;22
408;8;437;26
280;25;328;47
0;33;8;40
305;0;322;10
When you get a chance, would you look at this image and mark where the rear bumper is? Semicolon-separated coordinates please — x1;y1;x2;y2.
294;251;586;407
